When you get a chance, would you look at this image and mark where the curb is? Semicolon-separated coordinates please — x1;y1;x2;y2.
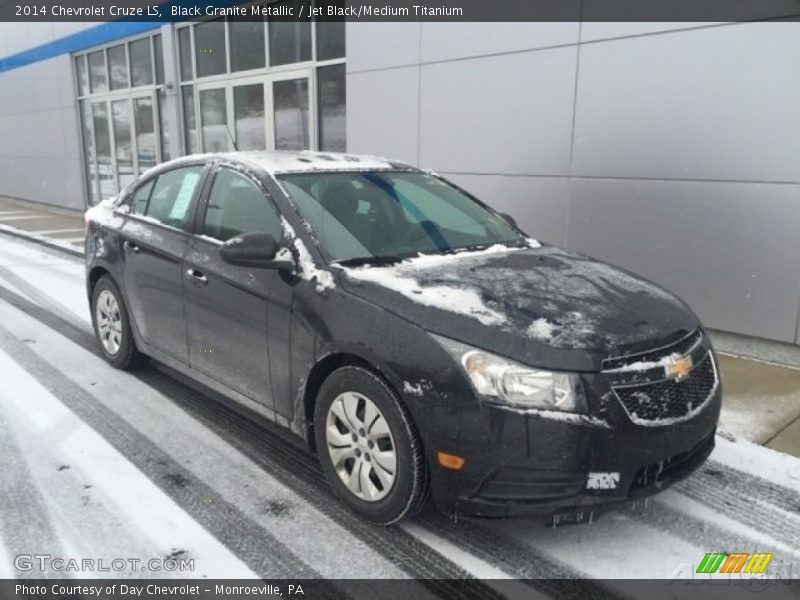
0;223;84;259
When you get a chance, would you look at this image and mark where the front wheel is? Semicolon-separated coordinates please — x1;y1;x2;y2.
91;275;145;370
314;366;429;524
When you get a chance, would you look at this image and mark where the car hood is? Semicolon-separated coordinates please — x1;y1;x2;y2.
337;244;700;371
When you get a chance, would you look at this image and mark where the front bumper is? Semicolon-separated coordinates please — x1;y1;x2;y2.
426;384;721;521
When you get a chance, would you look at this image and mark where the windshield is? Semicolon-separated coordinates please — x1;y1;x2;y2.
277;171;525;264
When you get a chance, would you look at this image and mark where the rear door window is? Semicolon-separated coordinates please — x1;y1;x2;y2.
200;167;283;242
145;166;204;229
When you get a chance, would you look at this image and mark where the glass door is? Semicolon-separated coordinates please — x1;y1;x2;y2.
197;84;232;152
132;92;158;174
195;71;313;154
232;78;267;151
92;101;115;199
111;98;135;189
268;70;313;151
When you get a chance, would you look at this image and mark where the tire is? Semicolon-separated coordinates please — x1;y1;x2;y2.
91;275;145;370
314;365;429;525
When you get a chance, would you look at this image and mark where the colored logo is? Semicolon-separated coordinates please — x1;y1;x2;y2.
665;355;694;381
696;552;773;574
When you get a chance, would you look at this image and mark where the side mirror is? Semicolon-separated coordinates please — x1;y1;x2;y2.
220;232;295;270
500;212;518;229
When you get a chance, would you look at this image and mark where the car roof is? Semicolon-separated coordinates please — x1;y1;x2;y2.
156;150;417;177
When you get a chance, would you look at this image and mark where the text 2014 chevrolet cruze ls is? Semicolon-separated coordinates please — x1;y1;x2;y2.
85;151;721;524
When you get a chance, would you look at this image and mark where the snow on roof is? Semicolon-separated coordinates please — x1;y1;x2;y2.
218;150;412;175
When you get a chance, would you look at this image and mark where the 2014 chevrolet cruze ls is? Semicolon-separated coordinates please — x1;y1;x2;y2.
85;151;721;524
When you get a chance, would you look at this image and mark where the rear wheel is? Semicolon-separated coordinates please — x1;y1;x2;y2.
91;275;145;370
315;366;428;524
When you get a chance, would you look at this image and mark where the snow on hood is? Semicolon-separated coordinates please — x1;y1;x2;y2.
340;242;538;327
340;244;695;353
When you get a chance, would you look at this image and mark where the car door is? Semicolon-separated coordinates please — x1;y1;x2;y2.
119;164;206;363
182;164;287;410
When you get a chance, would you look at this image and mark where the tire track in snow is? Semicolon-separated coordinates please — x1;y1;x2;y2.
0;410;67;579
0;323;331;583
0;264;84;325
139;367;507;599
702;462;800;516
144;364;612;598
417;514;627;599
675;473;800;550
0;283;504;597
625;497;799;564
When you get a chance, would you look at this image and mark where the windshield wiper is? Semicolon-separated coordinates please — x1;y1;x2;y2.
438;239;529;255
335;255;406;268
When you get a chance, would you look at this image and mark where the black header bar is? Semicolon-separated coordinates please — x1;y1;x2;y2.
1;0;799;22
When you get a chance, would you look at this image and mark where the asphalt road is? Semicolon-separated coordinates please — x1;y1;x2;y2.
0;233;798;597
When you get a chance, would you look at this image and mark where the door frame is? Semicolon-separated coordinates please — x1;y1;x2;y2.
195;68;315;153
267;67;315;152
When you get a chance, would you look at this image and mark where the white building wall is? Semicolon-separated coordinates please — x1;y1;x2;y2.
0;23;96;210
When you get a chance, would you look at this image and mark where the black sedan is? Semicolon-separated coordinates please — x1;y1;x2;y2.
85;151;721;524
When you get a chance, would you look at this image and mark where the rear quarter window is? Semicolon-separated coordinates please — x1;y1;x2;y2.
129;179;155;215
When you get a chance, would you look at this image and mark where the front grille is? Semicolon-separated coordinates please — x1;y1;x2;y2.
602;328;702;371
612;354;718;424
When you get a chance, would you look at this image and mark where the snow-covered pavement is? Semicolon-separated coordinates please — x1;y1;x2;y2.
0;233;798;591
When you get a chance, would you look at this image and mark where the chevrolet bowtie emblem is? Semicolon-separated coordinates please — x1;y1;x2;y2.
665;355;694;380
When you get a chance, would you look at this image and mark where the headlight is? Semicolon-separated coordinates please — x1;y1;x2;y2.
433;334;585;412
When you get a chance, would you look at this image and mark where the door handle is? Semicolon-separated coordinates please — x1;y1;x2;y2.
186;268;208;285
122;240;139;254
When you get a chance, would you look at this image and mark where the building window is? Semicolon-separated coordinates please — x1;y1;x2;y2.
230;21;266;72
111;99;135;188
316;21;345;61
129;38;153;87
194;20;227;78
74;33;169;205
87;50;107;93
317;64;346;152
269;3;312;66
178;27;193;81
273;78;309;150
199;88;229;152
153;34;165;84
176;14;345;155
75;55;89;96
234;84;266;150
107;44;128;90
134;96;157;173
181;85;198;154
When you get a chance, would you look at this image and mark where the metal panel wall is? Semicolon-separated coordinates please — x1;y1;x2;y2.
0;53;84;210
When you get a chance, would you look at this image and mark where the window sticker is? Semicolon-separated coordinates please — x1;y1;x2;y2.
169;172;200;219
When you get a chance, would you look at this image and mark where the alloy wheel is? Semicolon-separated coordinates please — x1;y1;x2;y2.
325;391;397;502
95;289;123;356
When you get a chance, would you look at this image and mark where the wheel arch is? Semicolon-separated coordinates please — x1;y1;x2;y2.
87;265;112;299
302;351;405;453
